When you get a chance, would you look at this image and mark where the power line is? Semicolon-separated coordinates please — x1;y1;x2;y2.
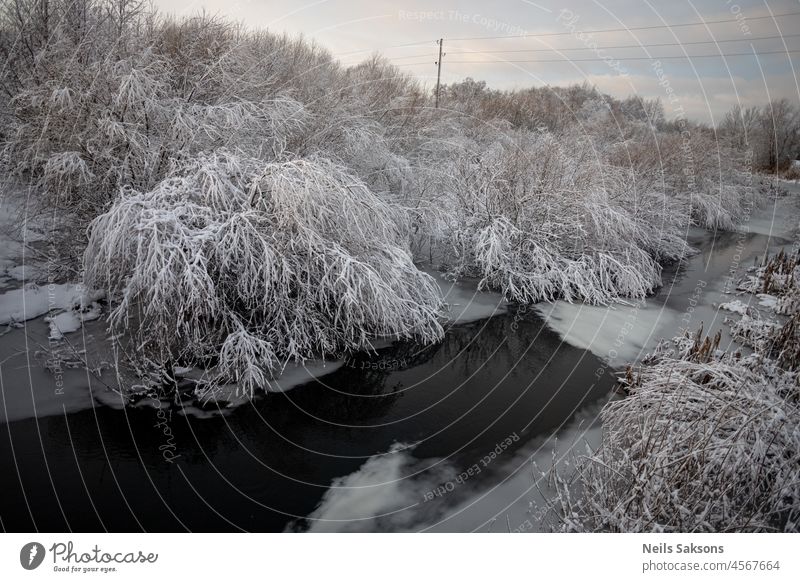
335;12;800;59
363;49;799;68
344;47;800;68
444;33;800;55
446;11;800;42
333;40;438;58
359;33;800;62
442;49;800;64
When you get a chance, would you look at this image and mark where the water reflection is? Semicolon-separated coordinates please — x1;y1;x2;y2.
0;307;613;531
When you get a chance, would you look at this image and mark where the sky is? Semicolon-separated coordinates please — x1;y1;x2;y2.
153;0;800;123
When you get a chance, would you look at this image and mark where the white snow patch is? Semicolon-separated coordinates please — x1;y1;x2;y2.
719;300;750;315
0;236;23;273
427;271;507;324
5;264;42;282
192;359;345;408
295;443;454;532
46;302;102;340
90;386;128;410
535;300;674;366
757;294;779;310
178;404;231;419
742;195;800;239
0;283;103;326
293;406;605;533
269;360;345;392
0;190;47;279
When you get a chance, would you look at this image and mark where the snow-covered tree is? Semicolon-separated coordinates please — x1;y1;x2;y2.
84;152;444;393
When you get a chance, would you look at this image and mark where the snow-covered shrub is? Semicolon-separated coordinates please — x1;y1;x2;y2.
409;127;670;304
544;345;800;532
84;152;444;393
4;48;307;214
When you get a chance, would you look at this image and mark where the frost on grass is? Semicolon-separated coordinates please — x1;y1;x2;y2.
544;340;800;532
738;249;800;316
543;251;800;532
84;153;444;394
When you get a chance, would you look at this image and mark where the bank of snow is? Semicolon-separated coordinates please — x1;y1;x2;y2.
0;283;104;330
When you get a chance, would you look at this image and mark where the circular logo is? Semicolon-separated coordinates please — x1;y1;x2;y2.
20;542;46;570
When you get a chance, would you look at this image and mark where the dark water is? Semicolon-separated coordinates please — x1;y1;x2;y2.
0;308;613;532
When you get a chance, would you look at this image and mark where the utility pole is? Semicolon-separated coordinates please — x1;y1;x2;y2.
435;38;444;108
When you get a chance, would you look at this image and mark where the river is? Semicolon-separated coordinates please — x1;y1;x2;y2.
0;182;797;532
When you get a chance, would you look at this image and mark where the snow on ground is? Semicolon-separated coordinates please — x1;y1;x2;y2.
743;187;800;239
0;232;24;285
1;189;104;336
45;302;103;339
534;299;673;366
185;359;346;416
177;404;233;419
758;294;779;309
720;300;750;315
5;264;43;282
427;270;508;325
0;189;47;286
0;283;103;326
537;188;800;366
268;360;345;392
0;317;121;423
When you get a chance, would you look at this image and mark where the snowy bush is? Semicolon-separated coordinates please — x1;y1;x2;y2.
84;153;444;393
544;344;800;532
4;51;307;213
409;128;675;304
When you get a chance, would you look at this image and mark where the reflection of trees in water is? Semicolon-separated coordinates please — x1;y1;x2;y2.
231;309;578;439
412;307;582;379
38;308;606;459
35;307;608;464
265;367;403;424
